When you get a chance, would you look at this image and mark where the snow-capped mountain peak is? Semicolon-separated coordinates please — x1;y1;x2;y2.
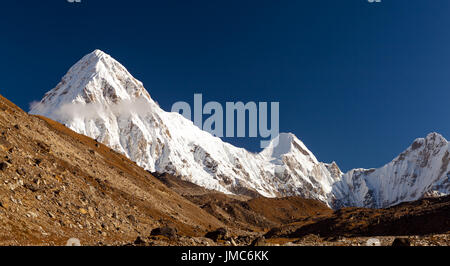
261;133;319;165
414;132;448;150
30;49;340;202
332;132;449;208
31;49;152;118
30;50;450;209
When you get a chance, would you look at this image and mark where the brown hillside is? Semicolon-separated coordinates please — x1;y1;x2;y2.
265;195;450;239
0;94;224;246
155;173;332;232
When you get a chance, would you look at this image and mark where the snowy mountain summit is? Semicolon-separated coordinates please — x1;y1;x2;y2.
30;50;450;208
332;132;449;208
30;50;339;201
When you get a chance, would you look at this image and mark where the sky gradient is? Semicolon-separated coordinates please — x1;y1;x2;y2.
1;0;450;171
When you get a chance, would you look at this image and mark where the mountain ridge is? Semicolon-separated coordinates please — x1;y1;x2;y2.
30;49;450;209
30;49;340;203
332;132;449;208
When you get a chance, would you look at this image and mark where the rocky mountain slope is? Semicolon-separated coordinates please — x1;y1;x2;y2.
265;195;450;240
0;94;226;245
156;173;332;231
30;50;450;208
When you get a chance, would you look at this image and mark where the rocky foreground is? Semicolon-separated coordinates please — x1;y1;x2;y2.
126;233;450;246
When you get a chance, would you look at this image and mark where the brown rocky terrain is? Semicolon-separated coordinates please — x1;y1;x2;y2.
0;94;225;245
156;173;332;232
263;195;450;246
0;93;448;246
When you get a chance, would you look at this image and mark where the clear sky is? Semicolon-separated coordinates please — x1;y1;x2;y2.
1;0;450;171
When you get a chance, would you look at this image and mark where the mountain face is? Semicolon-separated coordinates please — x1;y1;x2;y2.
30;50;450;208
332;133;450;208
30;50;339;203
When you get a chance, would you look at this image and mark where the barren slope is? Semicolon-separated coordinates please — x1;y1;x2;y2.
265;195;450;240
155;173;332;232
0;94;224;245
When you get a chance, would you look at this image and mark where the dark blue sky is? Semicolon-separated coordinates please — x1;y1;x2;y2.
1;0;450;171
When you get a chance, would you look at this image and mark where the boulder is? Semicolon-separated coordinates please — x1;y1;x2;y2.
134;236;146;245
392;238;411;246
150;226;178;240
0;162;7;171
205;227;227;242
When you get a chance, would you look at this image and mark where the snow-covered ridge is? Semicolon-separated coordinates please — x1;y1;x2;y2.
332;132;449;208
30;50;339;202
30;50;450;208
